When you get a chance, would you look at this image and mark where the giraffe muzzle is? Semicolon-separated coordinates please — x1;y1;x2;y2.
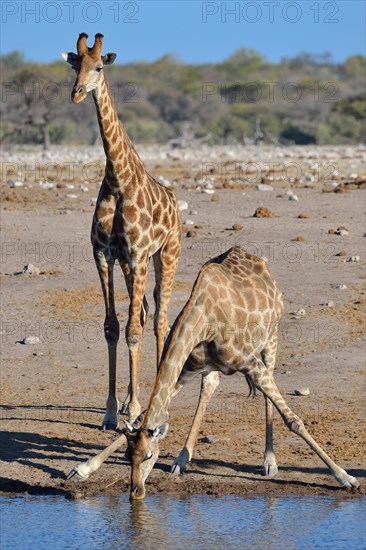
72;84;87;103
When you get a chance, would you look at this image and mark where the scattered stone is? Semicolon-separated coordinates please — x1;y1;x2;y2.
253;207;274;218
335;226;349;236
260;256;269;263
294;387;310;396
20;336;40;345
232;223;243;231
66;184;75;189
66;194;78;199
291;236;305;242
335;250;348;257
8;180;23;188
292;308;306;318
328;228;336;235
199;435;219;444
288;194;299;201
184;219;194;226
178;200;189;212
186;230;197;238
257;183;274;192
211;194;220;202
298;213;309;219
194;224;204;229
189;210;198;216
326;301;335;307
347;256;360;262
33;352;44;357
22;263;41;275
335;284;348;290
203;188;215;195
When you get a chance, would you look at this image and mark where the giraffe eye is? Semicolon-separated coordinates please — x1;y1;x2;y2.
145;451;152;460
96;67;103;72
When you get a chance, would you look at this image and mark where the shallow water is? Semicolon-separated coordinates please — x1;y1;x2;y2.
0;494;365;550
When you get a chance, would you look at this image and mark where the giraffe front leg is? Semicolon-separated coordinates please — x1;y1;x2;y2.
94;251;120;431
171;371;220;475
251;366;359;490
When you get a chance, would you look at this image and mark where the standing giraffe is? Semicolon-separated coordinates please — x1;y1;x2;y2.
62;33;181;427
67;247;359;498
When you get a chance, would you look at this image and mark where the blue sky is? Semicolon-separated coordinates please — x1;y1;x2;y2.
1;1;365;64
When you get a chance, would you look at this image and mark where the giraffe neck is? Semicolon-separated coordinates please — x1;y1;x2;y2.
93;75;145;189
142;298;206;429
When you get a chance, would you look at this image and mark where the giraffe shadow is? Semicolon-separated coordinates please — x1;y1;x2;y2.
1;404;105;430
0;431;128;480
157;457;365;488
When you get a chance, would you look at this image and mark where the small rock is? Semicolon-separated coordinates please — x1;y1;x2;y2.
328;228;336;234
203;188;215;195
66;194;78;199
291;236;305;242
298;213;309;219
66;184;75;189
186;230;197;238
326;300;335;307
33;352;44;357
199;435;218;444
335;284;347;290
194;224;204;229
347;256;360;262
335;250;348;257
189;210;198;216
178;200;188;212
211;194;220;202
288;194;299;201
22;263;41;275
257;183;273;192
184;219;194;226
335;226;349;236
253;207;274;218
21;336;40;345
292;308;306;318
294;388;310;396
232;223;243;231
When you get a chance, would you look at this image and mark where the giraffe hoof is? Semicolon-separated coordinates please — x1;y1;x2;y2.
263;463;278;477
120;403;129;416
342;475;360;492
101;421;118;431
171;462;185;475
66;465;90;482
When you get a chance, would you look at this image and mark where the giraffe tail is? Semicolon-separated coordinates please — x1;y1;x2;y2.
245;375;257;398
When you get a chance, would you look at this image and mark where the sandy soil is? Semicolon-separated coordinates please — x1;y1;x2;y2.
1;144;365;499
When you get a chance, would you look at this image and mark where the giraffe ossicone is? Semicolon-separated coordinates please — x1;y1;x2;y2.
62;33;182;427
66;247;359;499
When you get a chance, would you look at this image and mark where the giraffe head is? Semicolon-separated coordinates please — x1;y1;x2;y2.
124;421;169;500
62;33;116;103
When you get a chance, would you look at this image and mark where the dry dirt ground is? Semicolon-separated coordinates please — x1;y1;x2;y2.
1;144;365;500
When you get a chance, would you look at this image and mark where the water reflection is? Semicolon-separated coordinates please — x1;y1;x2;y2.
0;494;365;550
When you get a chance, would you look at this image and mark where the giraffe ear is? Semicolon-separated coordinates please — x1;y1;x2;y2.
102;53;117;65
62;52;77;65
149;422;169;440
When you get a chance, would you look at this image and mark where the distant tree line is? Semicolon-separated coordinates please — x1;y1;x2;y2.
0;49;365;149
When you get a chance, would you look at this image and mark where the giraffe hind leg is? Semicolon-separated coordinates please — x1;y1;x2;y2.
261;330;279;476
251;363;359;490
